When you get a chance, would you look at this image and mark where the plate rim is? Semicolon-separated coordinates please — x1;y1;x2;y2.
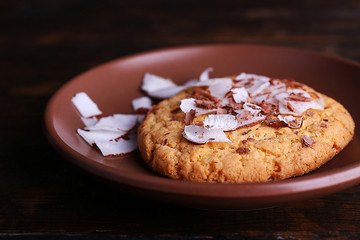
44;44;360;202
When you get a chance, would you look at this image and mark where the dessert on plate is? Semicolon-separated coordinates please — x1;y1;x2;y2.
138;70;355;183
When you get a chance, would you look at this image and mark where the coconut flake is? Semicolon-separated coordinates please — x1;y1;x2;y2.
199;67;214;81
77;129;127;146
147;85;186;99
235;73;270;82
246;80;271;96
72;92;102;118
141;73;177;92
180;98;217;115
276;89;324;116
182;125;231;144
203;114;238;131
81;116;98;127
132;96;152;112
95;134;138;157
85;114;138;132
208;78;233;103
231;87;248;103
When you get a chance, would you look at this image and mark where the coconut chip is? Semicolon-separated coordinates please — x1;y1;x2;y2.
77;129;127;146
199;67;214;81
208;78;233;101
231;87;248;103
182;125;231;144
95;133;138;157
180;98;217;116
81;116;98;127
132;96;152;112
85;114;138;132
276;89;324;116
72;92;102;118
203;114;238;131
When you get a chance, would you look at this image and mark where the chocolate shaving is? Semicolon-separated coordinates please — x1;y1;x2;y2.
241;129;252;135
259;101;278;115
287;102;295;112
170;107;181;114
244;81;254;88
135;107;149;114
226;102;244;111
224;90;233;99
285;93;312;102
148;105;159;114
264;116;287;128
283;79;304;89
241;137;256;144
237;110;253;121
216;107;228;114
162;138;168;145
323;119;328;122
195;122;204;126
193;88;220;103
195;99;221;109
269;79;281;85
302;135;315;147
287;117;303;129
309;92;320;99
184;109;196;125
236;147;250;154
306;110;314;116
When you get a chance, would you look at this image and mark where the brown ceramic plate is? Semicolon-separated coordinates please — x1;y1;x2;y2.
44;44;360;210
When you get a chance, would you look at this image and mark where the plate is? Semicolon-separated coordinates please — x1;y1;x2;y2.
44;44;360;210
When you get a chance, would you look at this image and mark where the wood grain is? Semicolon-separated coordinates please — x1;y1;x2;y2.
1;0;360;239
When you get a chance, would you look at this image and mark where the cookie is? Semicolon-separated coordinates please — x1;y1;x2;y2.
137;74;355;183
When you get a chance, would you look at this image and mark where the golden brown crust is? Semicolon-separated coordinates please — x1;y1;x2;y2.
137;85;355;183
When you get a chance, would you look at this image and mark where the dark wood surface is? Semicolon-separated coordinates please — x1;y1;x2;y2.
1;0;360;239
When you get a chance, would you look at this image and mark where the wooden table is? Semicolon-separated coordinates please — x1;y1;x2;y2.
2;0;360;239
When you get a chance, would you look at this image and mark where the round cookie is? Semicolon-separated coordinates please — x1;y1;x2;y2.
137;78;355;183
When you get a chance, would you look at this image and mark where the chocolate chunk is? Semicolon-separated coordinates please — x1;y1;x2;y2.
241;129;252;135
